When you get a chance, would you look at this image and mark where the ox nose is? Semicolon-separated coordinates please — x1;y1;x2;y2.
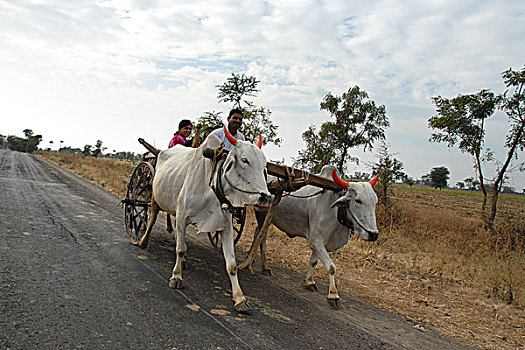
259;192;271;205
367;231;379;242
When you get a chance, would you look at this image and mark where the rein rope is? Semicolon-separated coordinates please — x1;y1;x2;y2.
283;189;324;198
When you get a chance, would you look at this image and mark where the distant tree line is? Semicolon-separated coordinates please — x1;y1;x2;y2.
1;129;42;153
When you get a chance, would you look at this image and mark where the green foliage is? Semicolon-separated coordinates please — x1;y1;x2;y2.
197;111;224;135
428;65;525;231
0;134;6;148
499;65;525;157
429;90;497;156
404;176;416;187
216;73;259;109
213;72;281;146
425;166;450;189
91;140;106;158
293;125;336;173
5;129;42;153
372;142;406;208
83;145;92;157
294;85;389;174
241;106;281;146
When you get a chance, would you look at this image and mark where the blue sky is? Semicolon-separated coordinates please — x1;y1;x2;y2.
1;0;524;190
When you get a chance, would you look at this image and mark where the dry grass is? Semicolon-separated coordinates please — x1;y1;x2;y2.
39;152;525;350
38;152;136;198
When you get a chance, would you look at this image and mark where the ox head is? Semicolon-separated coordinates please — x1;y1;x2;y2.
222;127;271;208
331;169;379;242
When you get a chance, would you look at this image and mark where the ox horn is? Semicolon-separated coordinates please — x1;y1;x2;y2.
369;174;379;186
256;135;263;149
223;125;237;146
331;169;349;189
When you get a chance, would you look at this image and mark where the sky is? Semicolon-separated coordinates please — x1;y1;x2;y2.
1;0;524;190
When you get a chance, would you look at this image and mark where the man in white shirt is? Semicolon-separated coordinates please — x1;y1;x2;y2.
209;109;245;151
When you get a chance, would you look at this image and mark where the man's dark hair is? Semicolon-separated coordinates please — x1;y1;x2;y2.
228;109;243;118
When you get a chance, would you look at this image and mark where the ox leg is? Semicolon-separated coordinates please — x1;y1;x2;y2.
304;250;318;291
166;214;174;233
221;225;249;313
169;221;187;289
138;199;160;249
314;243;340;306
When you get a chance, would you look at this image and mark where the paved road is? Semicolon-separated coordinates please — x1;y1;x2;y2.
0;150;472;349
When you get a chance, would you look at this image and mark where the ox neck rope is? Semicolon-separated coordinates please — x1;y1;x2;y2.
342;202;377;235
210;157;257;212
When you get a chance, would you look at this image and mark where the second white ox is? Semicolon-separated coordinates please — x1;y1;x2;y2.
257;164;379;306
139;131;271;312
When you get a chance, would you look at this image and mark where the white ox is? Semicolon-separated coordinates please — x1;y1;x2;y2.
257;164;379;306
139;131;271;312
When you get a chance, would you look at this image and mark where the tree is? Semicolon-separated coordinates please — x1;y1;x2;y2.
429;89;496;211
82;145;92;157
0;134;5;148
215;73;280;146
293;124;335;173
197;111;224;135
483;65;525;229
371;142;406;209
294;85;389;174
217;73;259;109
456;181;465;189
404;176;416;187
426;166;450;189
428;65;525;231
91;140;105;158
23;129;33;138
5;130;42;153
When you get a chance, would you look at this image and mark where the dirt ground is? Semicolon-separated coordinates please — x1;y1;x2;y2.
236;191;524;350
37;152;524;349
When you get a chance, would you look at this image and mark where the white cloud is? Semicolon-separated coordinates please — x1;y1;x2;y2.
0;0;524;189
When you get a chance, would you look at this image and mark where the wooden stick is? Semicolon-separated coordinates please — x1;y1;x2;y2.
238;190;283;273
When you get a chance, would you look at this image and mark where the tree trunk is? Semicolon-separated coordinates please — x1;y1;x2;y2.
485;121;524;233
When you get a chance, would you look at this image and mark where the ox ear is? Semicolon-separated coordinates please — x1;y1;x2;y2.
330;188;356;208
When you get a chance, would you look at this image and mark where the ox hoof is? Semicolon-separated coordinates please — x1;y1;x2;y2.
137;240;148;250
304;283;318;292
234;300;251;314
327;298;339;309
261;269;272;276
169;278;183;289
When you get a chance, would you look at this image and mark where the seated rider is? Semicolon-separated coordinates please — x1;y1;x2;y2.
209;109;245;151
168;120;202;148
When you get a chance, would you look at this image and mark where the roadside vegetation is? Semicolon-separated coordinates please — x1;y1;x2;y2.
38;151;524;350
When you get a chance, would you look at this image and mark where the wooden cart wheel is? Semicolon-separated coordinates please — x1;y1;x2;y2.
207;207;246;248
124;162;155;245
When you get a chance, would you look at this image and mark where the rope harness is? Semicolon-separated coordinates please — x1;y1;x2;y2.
208;146;261;212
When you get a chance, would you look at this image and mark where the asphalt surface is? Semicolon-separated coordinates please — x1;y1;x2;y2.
0;149;473;349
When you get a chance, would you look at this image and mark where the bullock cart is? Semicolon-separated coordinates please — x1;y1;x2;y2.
122;138;247;247
122;138;342;254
